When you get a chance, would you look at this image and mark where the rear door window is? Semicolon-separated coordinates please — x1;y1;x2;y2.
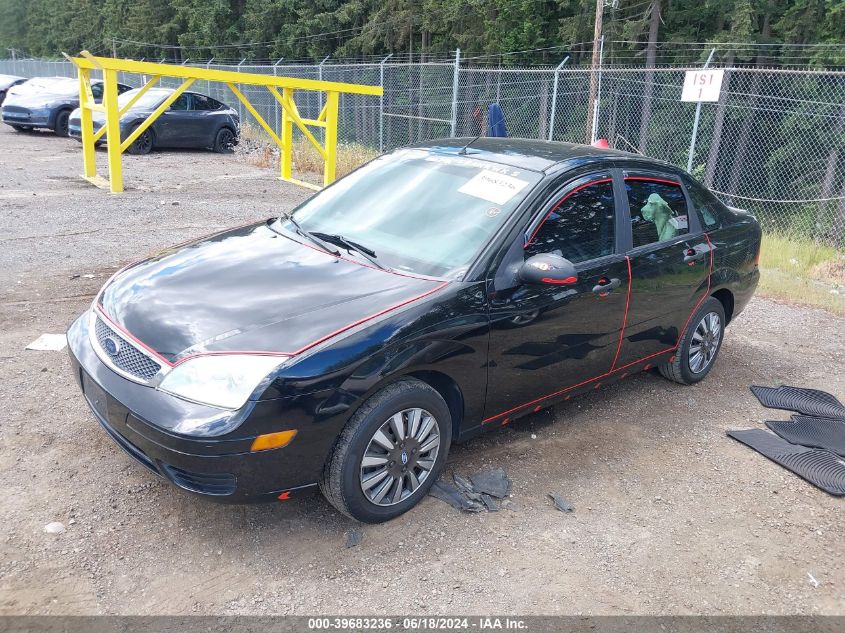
191;94;217;111
685;180;724;229
625;178;690;248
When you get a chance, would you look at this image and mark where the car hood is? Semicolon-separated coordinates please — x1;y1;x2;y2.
98;221;445;363
3;91;75;108
0;76;23;91
69;107;149;128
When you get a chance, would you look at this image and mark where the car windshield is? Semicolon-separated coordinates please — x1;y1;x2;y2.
118;88;168;110
283;149;542;278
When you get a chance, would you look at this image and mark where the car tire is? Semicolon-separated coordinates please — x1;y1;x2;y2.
54;109;71;137
213;127;236;153
658;296;726;385
319;378;452;523
126;125;154;155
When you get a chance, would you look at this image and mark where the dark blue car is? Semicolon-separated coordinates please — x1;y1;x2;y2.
1;76;131;136
68;87;240;154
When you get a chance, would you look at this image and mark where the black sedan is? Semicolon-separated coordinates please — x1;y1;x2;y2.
68;88;240;154
67;139;761;522
1;76;132;136
0;73;26;105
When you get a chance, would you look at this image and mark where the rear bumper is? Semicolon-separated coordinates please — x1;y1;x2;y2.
66;313;323;503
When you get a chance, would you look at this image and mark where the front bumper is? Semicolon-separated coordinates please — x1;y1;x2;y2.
1;106;51;128
67;313;324;503
68;120;105;141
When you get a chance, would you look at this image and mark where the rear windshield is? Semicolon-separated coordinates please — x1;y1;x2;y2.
285;149;542;278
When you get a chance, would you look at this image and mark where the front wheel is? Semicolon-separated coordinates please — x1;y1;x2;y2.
658;296;726;385
54;109;71;137
126;126;154;155
320;378;451;523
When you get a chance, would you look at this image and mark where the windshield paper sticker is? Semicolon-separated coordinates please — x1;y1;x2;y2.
458;170;530;205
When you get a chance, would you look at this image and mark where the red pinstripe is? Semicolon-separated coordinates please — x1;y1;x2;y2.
483;233;713;423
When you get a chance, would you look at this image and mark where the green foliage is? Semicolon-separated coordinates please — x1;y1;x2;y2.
1;0;842;61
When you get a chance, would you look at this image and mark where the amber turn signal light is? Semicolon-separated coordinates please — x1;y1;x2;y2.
250;430;298;452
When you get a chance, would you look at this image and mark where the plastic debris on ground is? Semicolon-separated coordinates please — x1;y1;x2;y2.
26;334;67;351
429;480;485;512
469;467;513;498
429;468;513;513
344;527;363;548
548;493;575;513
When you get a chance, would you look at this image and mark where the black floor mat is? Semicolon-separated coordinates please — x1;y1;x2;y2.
728;429;845;496
766;416;845;457
750;385;845;419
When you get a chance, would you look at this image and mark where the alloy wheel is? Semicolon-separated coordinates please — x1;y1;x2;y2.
218;128;235;151
359;407;440;506
133;130;152;154
688;311;722;374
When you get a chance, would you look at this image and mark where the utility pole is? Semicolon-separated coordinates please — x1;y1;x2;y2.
585;0;603;143
111;37;117;58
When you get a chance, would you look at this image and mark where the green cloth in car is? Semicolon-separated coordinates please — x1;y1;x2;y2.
641;193;677;242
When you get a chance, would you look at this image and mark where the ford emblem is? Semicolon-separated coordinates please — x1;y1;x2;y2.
103;337;121;356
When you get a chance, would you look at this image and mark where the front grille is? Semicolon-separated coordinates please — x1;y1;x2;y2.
160;464;236;496
94;316;162;381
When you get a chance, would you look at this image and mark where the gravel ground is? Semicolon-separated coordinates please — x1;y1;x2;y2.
0;125;843;616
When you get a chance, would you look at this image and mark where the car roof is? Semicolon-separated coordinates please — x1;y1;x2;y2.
127;87;215;99
407;137;678;175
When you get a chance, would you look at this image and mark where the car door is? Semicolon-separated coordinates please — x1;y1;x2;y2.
611;169;712;367
483;172;631;423
156;93;193;147
190;94;224;147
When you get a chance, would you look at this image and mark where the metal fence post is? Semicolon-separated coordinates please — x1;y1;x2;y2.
205;57;214;97
686;47;717;173
547;56;570;142
318;55;330;142
273;57;284;135
236;58;246;122
450;48;461;137
379;53;393;151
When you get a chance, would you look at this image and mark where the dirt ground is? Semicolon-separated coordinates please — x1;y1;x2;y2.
0;125;843;616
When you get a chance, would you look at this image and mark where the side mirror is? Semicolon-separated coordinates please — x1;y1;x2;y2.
518;253;578;286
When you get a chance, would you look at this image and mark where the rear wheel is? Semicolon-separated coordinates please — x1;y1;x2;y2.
320;378;451;523
658;296;726;385
213;127;236;153
54;109;71;137
126;125;154;155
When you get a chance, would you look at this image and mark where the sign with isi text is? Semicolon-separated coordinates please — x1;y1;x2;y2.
681;69;725;102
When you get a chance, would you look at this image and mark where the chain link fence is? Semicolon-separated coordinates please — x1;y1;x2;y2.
2;55;843;247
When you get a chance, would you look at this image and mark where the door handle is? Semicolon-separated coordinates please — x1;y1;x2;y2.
683;248;707;265
592;277;621;295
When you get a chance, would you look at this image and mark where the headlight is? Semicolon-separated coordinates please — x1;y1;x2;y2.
158;354;290;410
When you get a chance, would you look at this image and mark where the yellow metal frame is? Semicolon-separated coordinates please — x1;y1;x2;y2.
65;52;382;193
